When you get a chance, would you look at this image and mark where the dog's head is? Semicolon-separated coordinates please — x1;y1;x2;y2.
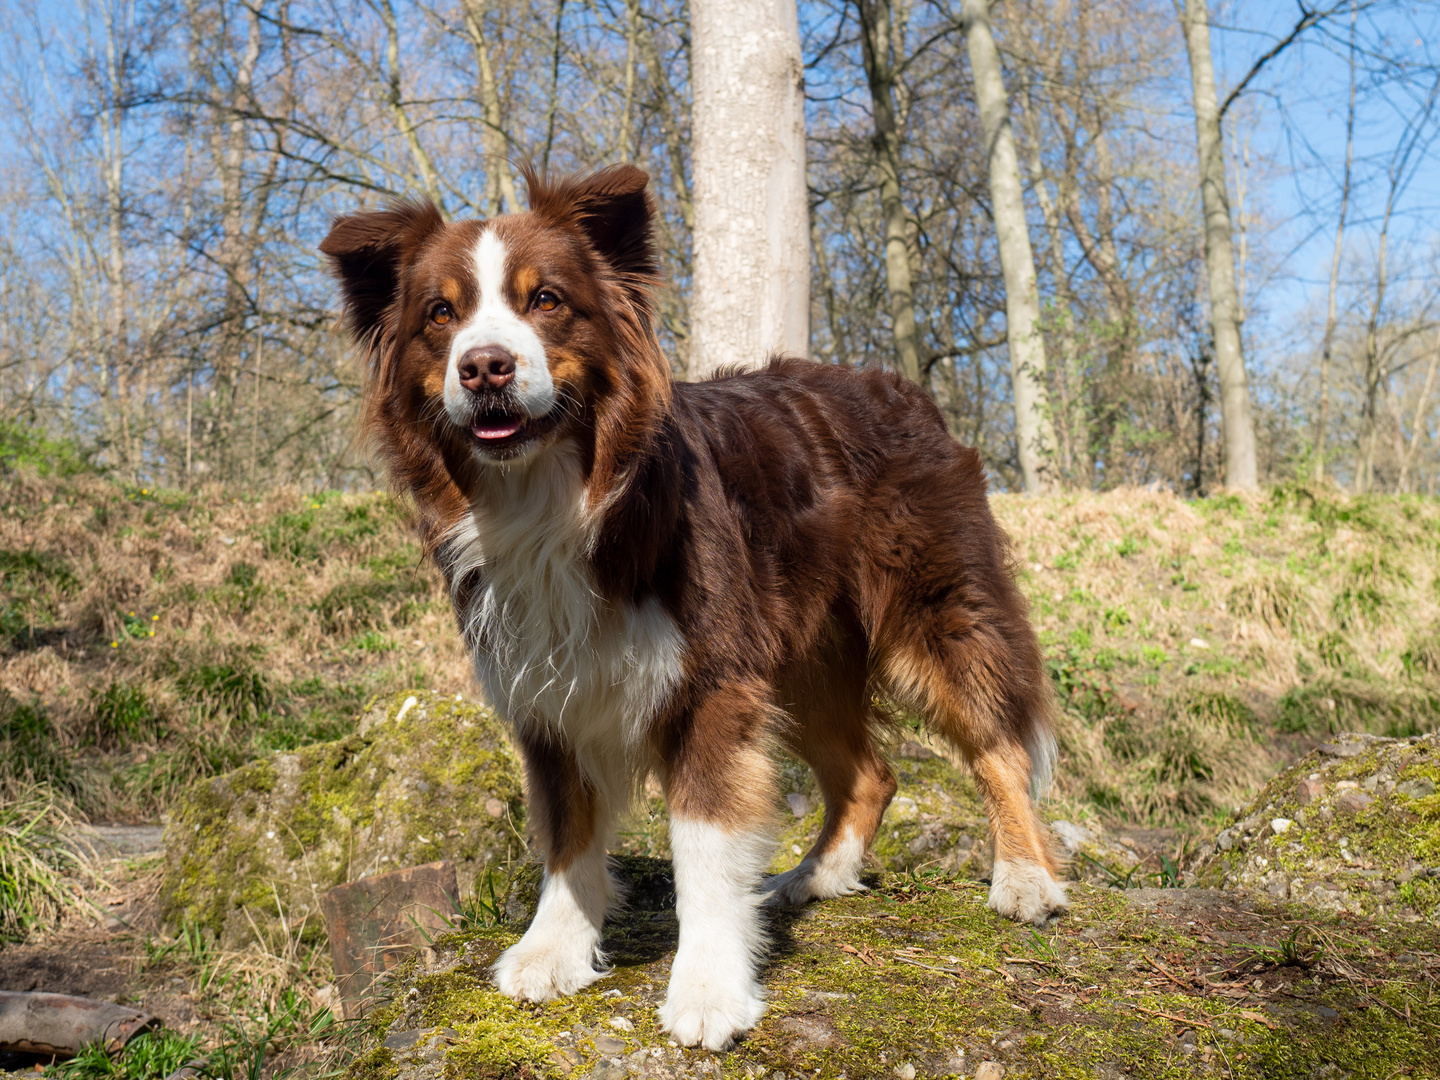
321;165;671;506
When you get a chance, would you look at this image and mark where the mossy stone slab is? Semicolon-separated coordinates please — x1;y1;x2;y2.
160;690;526;948
351;859;1440;1080
1195;731;1440;919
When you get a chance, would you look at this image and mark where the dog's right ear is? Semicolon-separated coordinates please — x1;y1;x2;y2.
320;200;444;351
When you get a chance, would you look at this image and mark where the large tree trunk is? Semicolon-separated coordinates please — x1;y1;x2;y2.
688;0;810;376
858;0;922;385
961;0;1056;493
1180;0;1258;489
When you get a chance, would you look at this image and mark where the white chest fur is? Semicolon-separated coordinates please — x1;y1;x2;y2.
440;447;684;786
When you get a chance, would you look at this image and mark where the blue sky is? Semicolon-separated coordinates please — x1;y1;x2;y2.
1206;1;1440;365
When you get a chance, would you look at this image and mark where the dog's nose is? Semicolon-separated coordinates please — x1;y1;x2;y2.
458;346;516;391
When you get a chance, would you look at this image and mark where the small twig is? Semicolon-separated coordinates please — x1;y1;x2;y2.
1145;954;1198;993
1121;1001;1213;1029
889;953;1001;991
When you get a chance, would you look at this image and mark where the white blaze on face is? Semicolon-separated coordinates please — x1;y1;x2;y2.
443;228;555;429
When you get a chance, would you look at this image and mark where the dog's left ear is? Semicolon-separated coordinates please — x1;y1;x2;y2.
524;164;658;287
320;200;444;354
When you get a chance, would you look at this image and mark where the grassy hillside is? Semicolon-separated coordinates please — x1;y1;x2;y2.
1;469;1437;831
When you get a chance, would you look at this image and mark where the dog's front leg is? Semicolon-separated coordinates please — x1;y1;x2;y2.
657;690;776;1050
493;731;615;1002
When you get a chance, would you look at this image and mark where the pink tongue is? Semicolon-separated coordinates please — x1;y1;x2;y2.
473;419;523;440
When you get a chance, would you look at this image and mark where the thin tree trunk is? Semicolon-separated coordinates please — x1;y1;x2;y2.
376;0;446;210
1313;4;1356;484
961;0;1056;493
616;0;641;162
541;0;566;173
1018;80;1085;486
460;0;520;214
1180;0;1257;489
1397;342;1440;493
688;0;810;375
857;0;922;384
102;0;132;478
641;15;693;229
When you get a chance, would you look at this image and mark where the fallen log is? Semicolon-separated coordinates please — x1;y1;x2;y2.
0;991;157;1056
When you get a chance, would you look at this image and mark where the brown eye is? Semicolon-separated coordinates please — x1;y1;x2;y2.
534;290;560;313
430;302;453;326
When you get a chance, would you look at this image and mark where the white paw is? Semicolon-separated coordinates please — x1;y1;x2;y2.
987;858;1069;925
761;858;866;908
492;937;606;1002
659;970;766;1050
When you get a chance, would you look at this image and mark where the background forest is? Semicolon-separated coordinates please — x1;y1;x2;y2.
0;0;1438;495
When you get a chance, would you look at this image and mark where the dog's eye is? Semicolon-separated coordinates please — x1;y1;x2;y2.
534;290;560;313
430;302;453;326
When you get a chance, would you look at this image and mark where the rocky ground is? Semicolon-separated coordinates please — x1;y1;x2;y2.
7;693;1440;1079
355;867;1438;1080
158;696;1440;1078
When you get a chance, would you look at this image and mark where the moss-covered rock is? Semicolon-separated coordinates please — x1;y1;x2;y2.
161;689;526;947
1194;731;1440;919
353;859;1440;1080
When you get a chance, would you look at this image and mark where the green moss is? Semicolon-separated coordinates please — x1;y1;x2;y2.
161;690;526;946
351;860;1440;1079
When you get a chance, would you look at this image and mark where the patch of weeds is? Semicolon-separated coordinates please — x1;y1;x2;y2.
177;660;273;723
1199;492;1244;516
0;422;94;478
1181;690;1256;732
1275;680;1439;736
314;574;425;636
0;548;77;648
1048;648;1131;725
257;494;396;563
1401;627;1440;680
91;681;160;747
1103;606;1131;629
0;785;84;941
0;695;71;789
45;1030;203;1080
1316;630;1350;670
1114;535;1143;557
349;629;396;652
1140;645;1168;667
1229;573;1305;632
1333;550;1410;630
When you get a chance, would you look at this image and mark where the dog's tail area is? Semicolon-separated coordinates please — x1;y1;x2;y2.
1025;722;1059;803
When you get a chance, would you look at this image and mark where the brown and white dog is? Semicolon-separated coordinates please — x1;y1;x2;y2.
320;165;1066;1050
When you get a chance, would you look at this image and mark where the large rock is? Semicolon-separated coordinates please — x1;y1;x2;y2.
161;690;526;948
1195;731;1440;918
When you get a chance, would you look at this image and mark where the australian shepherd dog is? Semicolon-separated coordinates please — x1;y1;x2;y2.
321;165;1066;1050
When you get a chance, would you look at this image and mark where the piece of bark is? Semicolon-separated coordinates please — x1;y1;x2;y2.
0;991;157;1056
320;860;460;1019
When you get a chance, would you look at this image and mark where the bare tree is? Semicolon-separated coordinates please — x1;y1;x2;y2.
1179;0;1256;489
961;0;1056;492
688;0;810;376
857;0;921;384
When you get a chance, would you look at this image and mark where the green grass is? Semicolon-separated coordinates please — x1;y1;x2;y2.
0;785;85;941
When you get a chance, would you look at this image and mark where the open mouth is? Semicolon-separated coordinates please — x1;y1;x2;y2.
471;410;527;443
466;405;562;453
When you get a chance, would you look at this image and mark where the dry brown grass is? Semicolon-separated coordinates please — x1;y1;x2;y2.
993;483;1440;824
2;471;1437;831
0;472;470;820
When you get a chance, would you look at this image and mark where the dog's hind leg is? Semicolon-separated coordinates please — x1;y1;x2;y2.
656;682;778;1051
764;652;896;907
493;731;617;1002
882;628;1067;926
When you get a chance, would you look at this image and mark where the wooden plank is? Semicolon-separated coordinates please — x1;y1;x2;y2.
319;861;459;1019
